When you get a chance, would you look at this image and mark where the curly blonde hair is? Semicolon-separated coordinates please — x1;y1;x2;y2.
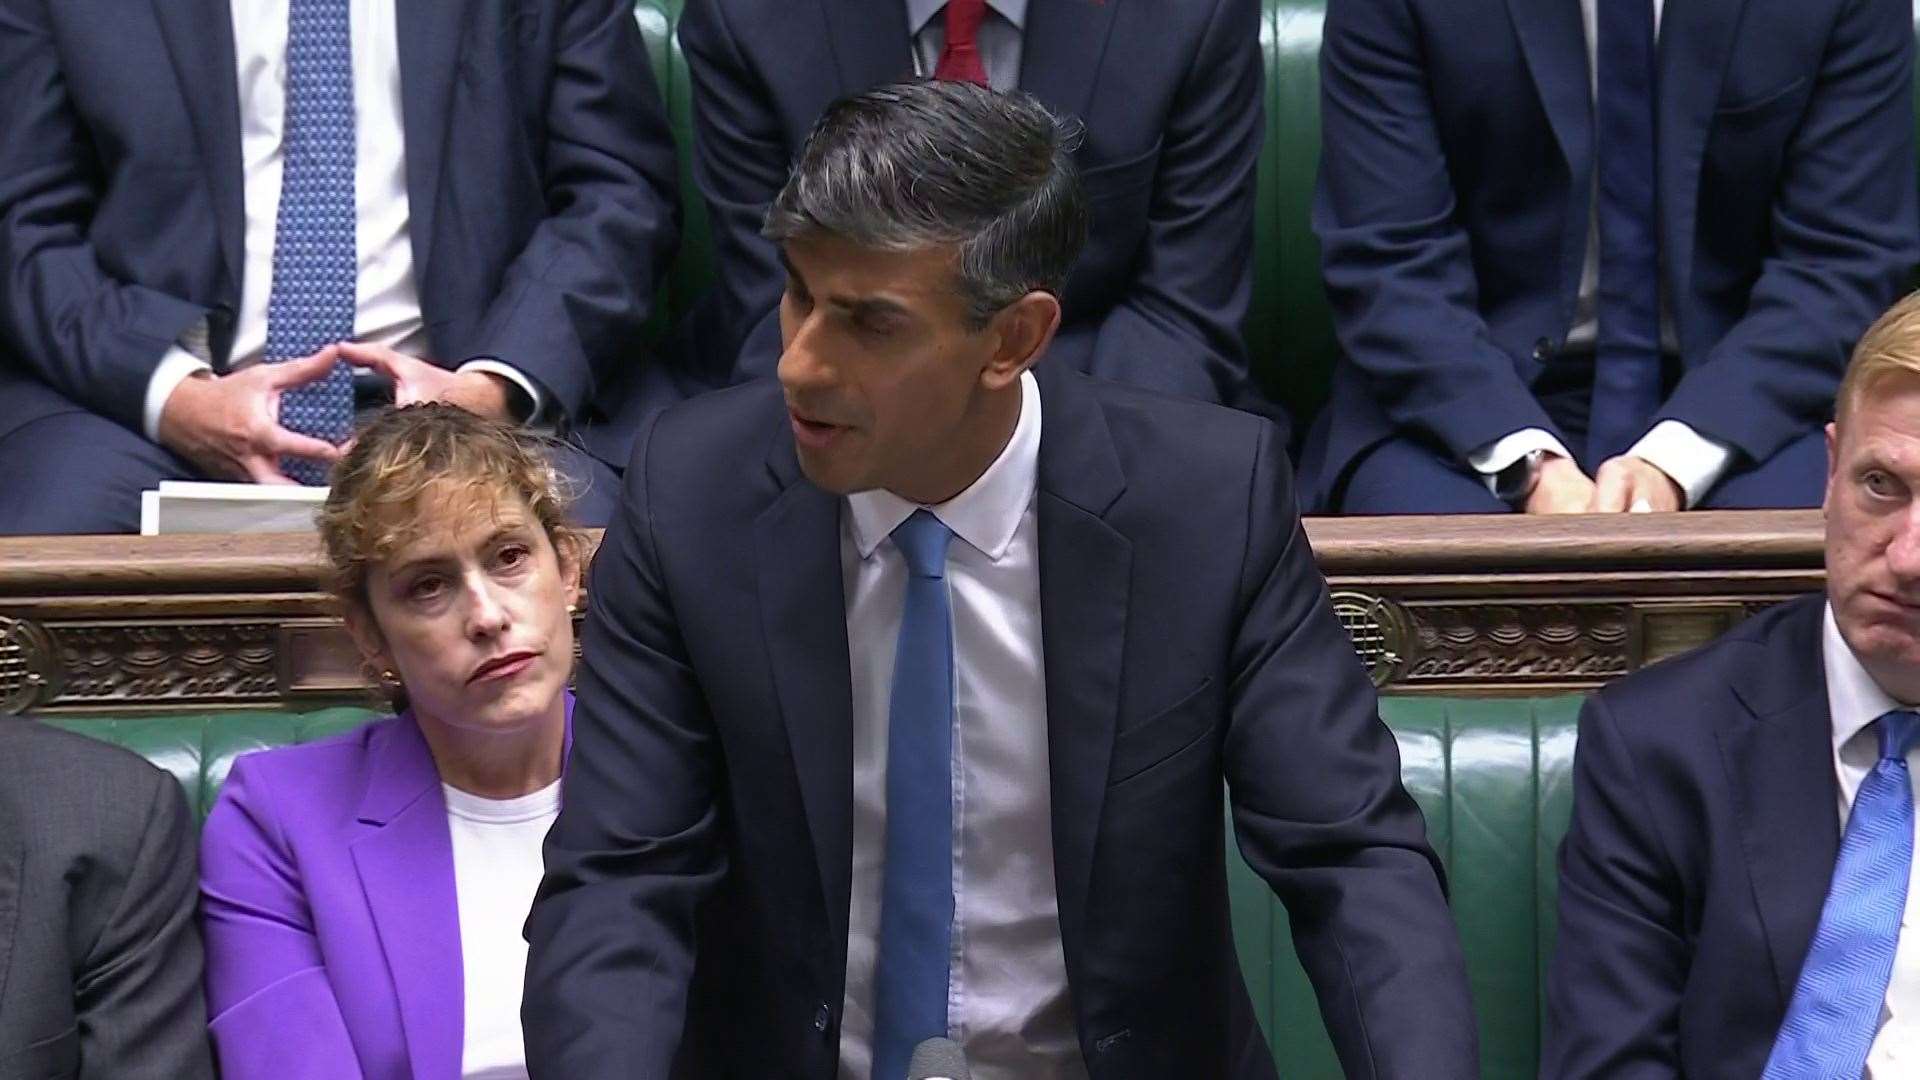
316;403;583;616
1840;290;1920;424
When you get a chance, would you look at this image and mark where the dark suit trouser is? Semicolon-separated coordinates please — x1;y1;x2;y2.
0;407;622;534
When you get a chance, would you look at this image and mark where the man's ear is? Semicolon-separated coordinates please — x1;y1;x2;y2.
981;290;1062;391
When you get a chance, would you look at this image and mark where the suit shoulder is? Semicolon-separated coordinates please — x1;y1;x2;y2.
219;715;392;803
1590;595;1822;734
1081;375;1274;468
0;722;174;796
648;380;785;463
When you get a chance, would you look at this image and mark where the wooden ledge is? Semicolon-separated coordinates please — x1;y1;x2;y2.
0;510;1828;712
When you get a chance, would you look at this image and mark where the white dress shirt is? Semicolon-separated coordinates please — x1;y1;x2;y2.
905;0;1026;93
838;371;1084;1079
1471;0;1736;507
1821;604;1920;1076
140;0;538;441
444;779;562;1080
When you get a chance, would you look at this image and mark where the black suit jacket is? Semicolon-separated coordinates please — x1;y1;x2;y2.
1545;593;1848;1077
654;0;1269;459
524;362;1474;1078
0;722;212;1079
0;0;679;462
1305;0;1916;504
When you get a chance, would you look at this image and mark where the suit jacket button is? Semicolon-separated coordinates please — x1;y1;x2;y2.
1532;337;1556;363
813;1003;832;1033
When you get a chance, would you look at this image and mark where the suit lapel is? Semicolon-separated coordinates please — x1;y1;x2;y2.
1655;0;1747;336
1718;597;1839;1008
153;0;244;297
821;0;917;92
755;436;857;953
1017;0;1123;124
349;719;463;1080
1032;365;1131;957
1504;0;1591;307
395;0;473;283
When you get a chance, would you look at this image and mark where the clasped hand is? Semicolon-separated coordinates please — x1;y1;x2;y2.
156;343;512;484
1524;454;1684;514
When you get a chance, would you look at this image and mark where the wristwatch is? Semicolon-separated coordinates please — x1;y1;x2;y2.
1493;448;1550;505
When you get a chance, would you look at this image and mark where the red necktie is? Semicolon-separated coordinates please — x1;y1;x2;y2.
934;0;989;85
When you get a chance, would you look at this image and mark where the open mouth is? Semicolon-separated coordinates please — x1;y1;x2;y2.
789;410;849;449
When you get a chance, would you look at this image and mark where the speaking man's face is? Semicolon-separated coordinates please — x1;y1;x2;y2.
775;234;1007;502
1827;378;1920;699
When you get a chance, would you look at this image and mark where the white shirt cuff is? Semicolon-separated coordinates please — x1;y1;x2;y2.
143;320;215;442
457;359;545;426
1627;420;1733;510
1468;428;1574;496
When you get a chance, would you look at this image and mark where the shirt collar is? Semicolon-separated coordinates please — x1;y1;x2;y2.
847;370;1041;563
1823;601;1909;756
905;0;1028;36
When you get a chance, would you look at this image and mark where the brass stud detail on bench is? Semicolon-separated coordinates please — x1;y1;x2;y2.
1330;591;1413;689
0;616;62;716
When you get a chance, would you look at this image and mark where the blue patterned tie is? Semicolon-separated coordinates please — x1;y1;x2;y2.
871;510;957;1080
1588;0;1664;464
265;0;357;485
1763;709;1920;1078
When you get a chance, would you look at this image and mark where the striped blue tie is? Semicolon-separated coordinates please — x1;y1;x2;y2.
265;0;356;485
870;510;956;1080
1763;709;1920;1078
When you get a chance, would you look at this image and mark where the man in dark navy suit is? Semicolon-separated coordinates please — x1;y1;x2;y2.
643;0;1270;455
1307;0;1917;514
524;82;1472;1079
0;0;679;531
1547;292;1920;1076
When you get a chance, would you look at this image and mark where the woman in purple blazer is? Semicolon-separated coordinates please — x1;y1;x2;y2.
199;405;585;1079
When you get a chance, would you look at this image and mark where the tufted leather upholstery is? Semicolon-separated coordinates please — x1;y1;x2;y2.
37;693;1581;1076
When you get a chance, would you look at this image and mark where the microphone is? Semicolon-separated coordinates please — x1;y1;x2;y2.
907;1037;972;1080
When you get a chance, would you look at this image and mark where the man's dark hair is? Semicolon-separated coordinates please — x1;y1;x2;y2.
763;79;1090;327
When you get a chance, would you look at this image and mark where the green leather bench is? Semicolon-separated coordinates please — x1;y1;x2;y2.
39;693;1580;1079
632;0;1920;437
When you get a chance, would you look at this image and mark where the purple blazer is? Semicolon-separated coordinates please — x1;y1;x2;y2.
199;696;572;1079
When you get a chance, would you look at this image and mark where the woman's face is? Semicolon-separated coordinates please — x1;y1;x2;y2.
352;488;579;736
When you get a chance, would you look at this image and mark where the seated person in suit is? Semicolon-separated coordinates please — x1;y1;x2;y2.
0;722;214;1078
653;0;1272;446
524;80;1474;1079
0;0;679;533
1307;0;1917;514
199;404;580;1078
1546;291;1920;1075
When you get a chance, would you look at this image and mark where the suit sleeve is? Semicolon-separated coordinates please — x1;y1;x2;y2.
198;757;365;1079
0;0;207;432
522;412;726;1078
70;768;216;1078
1311;0;1563;461
674;0;792;387
1542;693;1688;1078
1653;0;1918;464
1223;421;1477;1079
1082;0;1266;417
464;0;680;427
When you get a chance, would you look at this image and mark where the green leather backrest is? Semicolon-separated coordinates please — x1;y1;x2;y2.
39;693;1582;1079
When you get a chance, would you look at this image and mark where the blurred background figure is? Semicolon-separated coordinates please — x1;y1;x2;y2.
200;405;580;1078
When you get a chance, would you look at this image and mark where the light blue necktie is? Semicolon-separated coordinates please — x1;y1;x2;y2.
871;510;957;1080
265;0;357;485
1763;709;1920;1079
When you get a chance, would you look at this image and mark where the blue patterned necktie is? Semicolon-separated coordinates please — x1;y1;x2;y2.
1587;0;1664;464
265;0;357;485
1763;709;1920;1078
871;510;957;1080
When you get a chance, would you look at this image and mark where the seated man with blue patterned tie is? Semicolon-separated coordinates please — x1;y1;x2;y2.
524;80;1476;1079
1546;291;1920;1076
1305;0;1916;514
0;0;679;531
